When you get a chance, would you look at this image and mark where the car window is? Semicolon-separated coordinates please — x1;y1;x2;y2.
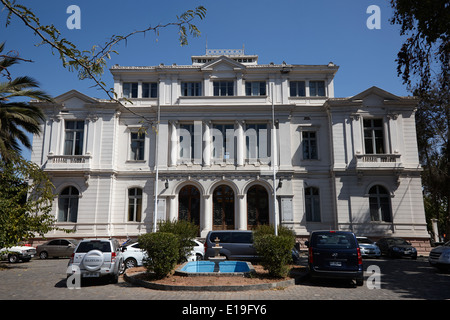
76;241;111;253
357;238;373;244
48;240;60;246
60;240;70;246
232;232;252;244
209;232;231;243
312;233;357;249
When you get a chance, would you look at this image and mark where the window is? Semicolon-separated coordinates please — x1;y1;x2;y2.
213;81;234;96
130;132;145;161
369;185;392;222
58;186;79;222
364;119;385;154
290;81;306;97
123;82;138;98
305;187;320;222
128;188;142;222
309;81;325;96
181;82;202;96
212;124;235;161
302;131;318;160
245;123;270;161
179;124;195;160
245;81;266;96
142;82;158;98
64;120;84;155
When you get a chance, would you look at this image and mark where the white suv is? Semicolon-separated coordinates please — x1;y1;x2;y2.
67;239;125;283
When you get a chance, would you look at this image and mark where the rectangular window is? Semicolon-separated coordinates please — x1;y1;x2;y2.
245;123;270;161
179;124;195;160
128;188;142;222
142;82;158;98
302;131;318;160
123;82;138;98
181;82;202;96
212;124;235;161
309;81;325;96
64;120;84;155
289;81;306;97
305;187;321;222
245;81;266;96
363;119;385;154
213;81;234;96
130;132;145;161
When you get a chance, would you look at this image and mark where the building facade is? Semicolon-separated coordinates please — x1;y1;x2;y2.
31;49;430;252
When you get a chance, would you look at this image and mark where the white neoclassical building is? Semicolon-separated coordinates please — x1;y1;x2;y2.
30;49;430;252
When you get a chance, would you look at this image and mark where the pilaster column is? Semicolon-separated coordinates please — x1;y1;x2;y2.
203;121;211;167
237;194;247;230
201;194;212;237
169;121;178;167
236;120;244;166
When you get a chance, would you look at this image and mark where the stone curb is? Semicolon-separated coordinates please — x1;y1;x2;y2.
124;271;300;292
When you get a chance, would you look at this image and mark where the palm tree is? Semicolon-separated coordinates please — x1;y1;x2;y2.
0;42;52;160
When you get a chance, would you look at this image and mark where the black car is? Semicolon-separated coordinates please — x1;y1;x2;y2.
305;231;364;286
376;237;417;259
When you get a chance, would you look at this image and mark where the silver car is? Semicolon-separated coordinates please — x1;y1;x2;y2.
429;241;450;272
67;239;125;283
357;237;381;258
37;239;79;259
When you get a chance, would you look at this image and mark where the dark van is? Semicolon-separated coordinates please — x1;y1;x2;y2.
305;231;364;286
205;230;258;261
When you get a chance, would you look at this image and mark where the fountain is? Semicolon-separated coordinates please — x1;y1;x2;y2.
175;237;255;277
208;237;227;272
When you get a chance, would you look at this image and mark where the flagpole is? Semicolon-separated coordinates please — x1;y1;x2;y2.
271;83;278;236
153;99;160;233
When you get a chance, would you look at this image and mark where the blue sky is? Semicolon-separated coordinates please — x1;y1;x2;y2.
0;0;410;160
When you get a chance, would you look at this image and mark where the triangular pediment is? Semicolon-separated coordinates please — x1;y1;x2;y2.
52;90;98;109
351;86;401;102
201;56;246;71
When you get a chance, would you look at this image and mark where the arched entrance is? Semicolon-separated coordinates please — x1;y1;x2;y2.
178;185;201;227
247;185;269;229
213;185;235;230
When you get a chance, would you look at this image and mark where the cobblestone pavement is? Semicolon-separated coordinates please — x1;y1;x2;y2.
1;256;450;301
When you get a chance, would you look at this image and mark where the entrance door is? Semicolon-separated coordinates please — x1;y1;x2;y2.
247;185;269;229
213;185;235;230
178;185;200;228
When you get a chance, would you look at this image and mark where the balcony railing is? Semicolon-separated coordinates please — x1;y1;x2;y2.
45;154;91;170
356;154;402;169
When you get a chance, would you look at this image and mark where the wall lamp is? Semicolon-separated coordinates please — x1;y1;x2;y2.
165;179;169;189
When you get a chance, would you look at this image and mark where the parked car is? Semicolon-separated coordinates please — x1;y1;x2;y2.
66;238;125;283
0;245;36;263
357;237;381;258
122;238;205;269
376;237;417;259
37;239;79;259
305;231;364;286
429;241;450;271
204;230;258;261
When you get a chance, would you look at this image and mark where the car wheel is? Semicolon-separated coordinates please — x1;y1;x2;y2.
124;258;137;269
196;253;203;261
356;277;364;286
8;254;19;263
39;251;48;259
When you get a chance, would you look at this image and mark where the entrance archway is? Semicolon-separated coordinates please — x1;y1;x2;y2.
212;185;235;230
178;185;200;227
247;185;269;229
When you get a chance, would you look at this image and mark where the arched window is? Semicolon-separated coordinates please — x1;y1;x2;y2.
178;185;200;227
128;188;142;222
247;185;269;229
305;187;320;222
213;185;235;230
369;185;392;222
58;186;79;222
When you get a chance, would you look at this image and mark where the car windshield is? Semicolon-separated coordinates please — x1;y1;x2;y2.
388;238;409;245
76;241;111;253
312;233;357;249
358;238;374;244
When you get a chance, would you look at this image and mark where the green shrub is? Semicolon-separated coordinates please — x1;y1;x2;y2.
157;219;199;263
138;232;180;279
253;225;295;278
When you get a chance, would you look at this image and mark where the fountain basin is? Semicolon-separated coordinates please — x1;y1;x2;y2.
175;261;256;277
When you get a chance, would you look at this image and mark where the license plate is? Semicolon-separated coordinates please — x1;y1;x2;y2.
404;250;411;254
83;272;100;278
330;261;342;267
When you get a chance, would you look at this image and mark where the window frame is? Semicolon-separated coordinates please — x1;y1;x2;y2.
129;131;145;161
58;186;79;223
368;185;392;222
123;82;138;98
64;120;84;156
289;81;306;97
213;81;235;96
245;81;267;96
309;80;326;97
305;186;321;222
363;118;385;154
128;187;143;222
142;82;158;98
302;131;318;160
181;82;202;97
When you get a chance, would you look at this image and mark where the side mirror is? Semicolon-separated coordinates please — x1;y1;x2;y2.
121;247;127;252
304;241;310;248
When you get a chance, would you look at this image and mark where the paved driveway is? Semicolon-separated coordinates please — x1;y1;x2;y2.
1;256;450;300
